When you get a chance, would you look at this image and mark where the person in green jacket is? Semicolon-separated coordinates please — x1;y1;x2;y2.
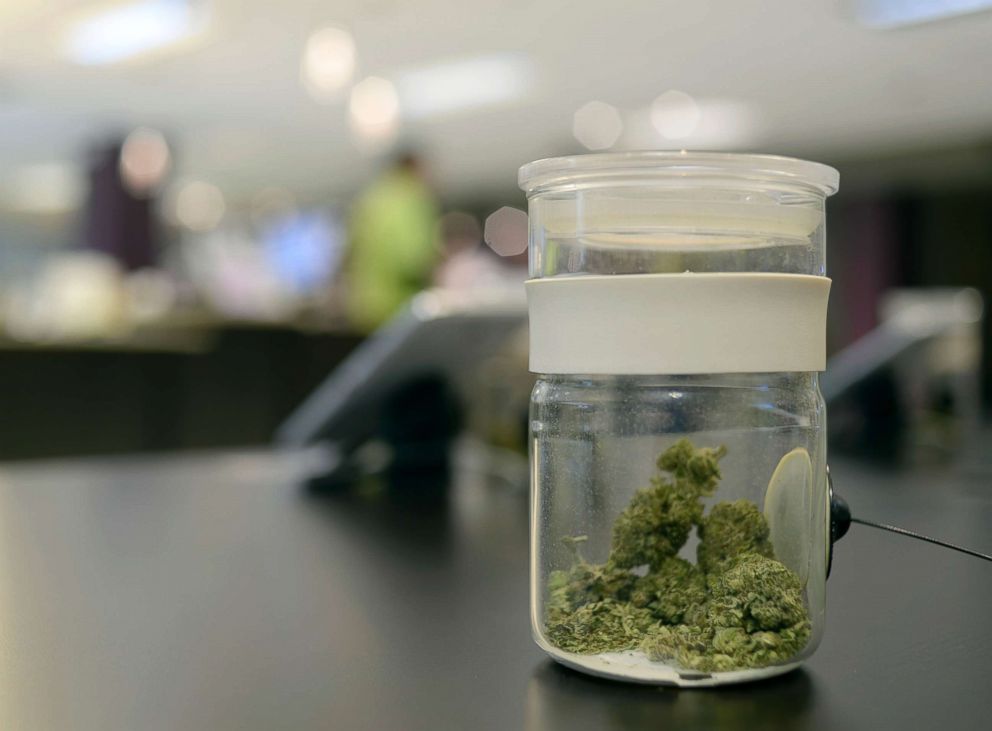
345;153;440;332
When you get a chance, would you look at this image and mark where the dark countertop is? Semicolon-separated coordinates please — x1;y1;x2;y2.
0;445;989;730
0;328;362;460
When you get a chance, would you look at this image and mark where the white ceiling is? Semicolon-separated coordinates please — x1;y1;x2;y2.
1;0;992;205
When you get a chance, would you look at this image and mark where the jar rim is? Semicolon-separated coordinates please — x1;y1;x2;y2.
518;151;839;196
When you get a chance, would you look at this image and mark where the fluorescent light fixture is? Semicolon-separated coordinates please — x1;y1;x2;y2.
65;0;208;66
620;97;759;151
396;53;533;119
856;0;992;28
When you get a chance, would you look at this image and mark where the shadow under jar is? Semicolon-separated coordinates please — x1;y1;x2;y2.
521;152;839;686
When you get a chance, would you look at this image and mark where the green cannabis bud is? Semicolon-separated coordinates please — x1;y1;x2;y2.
706;553;808;634
630;556;707;625
547;558;638;619
640;623;723;671
642;553;811;671
657;440;727;495
608;483;699;570
609;438;724;570
544;439;812;674
696;499;774;573
546;599;655;654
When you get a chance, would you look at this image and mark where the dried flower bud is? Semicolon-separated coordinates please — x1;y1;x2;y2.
696;499;774;573
610;440;728;569
544;440;811;673
706;553;808;633
546;599;655;654
609;480;701;570
630;557;707;624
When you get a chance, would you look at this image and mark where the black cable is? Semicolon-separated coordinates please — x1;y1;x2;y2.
850;516;992;563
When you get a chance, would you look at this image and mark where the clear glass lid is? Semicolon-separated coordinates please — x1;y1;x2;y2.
519;151;839;197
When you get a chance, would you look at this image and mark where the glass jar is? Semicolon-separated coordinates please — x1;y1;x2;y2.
521;152;839;686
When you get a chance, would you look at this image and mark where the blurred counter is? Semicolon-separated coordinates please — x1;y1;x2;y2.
0;317;362;459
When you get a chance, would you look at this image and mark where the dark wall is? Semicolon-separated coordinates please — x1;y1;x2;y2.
827;188;992;411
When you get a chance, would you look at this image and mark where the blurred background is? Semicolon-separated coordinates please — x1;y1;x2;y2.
0;0;990;462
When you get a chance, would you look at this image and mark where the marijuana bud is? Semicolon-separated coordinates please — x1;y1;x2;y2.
696;499;774;574
610;439;728;570
640;623;717;669
609;481;700;570
547;535;639;619
706;553;808;634
656;439;695;475
546;599;655;654
547;559;638;616
657;438;727;496
544;440;812;674
630;556;707;625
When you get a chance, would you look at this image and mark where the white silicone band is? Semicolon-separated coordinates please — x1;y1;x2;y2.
526;273;831;375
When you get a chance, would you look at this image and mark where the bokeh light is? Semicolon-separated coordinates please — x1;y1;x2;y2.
119;127;171;196
301;26;356;101
174;180;226;232
484;206;528;257
573;101;623;151
349;76;400;144
651;90;701;140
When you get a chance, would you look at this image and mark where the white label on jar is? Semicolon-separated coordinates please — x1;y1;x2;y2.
526;272;830;374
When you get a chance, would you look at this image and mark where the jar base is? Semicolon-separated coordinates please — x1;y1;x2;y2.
538;639;802;687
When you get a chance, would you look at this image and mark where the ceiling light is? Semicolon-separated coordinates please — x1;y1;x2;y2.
396;53;533;119
349;76;400;144
64;0;208;66
573;101;624;151
301;26;356;101
856;0;992;28
650;90;702;140
120;127;171;197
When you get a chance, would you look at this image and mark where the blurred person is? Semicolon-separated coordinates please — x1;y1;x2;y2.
83;138;157;270
435;211;524;291
345;152;440;331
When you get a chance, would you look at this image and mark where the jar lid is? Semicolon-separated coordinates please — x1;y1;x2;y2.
519;151;839;197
